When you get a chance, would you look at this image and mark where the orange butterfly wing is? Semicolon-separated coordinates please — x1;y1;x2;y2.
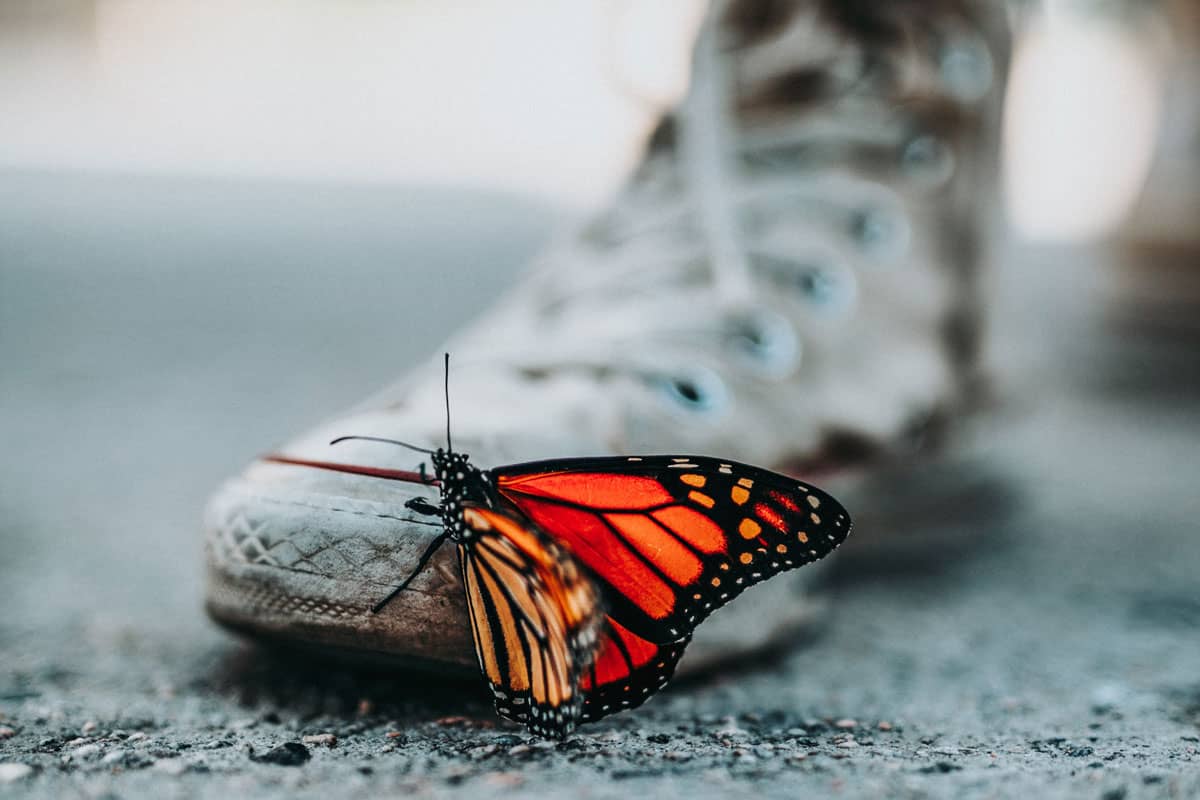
458;505;603;738
580;618;689;722
494;456;852;644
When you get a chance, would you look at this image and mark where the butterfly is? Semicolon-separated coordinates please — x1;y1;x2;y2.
266;357;852;738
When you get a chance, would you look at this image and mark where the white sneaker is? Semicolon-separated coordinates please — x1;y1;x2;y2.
205;0;1009;675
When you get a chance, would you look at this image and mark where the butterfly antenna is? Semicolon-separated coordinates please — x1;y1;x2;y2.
444;352;452;454
329;435;434;455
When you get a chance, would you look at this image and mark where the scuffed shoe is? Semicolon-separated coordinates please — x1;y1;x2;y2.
205;0;1009;675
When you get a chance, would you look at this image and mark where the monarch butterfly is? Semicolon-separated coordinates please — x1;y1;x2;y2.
266;356;851;738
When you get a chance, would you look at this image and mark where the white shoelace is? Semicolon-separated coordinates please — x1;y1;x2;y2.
385;3;999;460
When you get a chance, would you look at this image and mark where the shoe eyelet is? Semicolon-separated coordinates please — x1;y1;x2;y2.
938;36;994;103
751;252;858;317
727;311;800;376
794;263;858;316
901;134;956;185
654;367;729;417
849;207;910;261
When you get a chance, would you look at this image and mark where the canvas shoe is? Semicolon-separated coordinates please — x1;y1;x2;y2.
205;0;1009;675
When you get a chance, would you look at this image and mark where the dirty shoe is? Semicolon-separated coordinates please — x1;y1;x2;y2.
205;0;1009;675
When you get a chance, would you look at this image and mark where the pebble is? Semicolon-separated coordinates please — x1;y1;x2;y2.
81;721;98;735
484;772;524;788
126;732;148;742
101;749;128;766
302;733;337;748
877;721;894;731
71;743;102;759
0;764;33;783
0;727;15;740
834;719;858;729
664;750;692;762
491;734;524;747
251;742;311;766
153;758;187;776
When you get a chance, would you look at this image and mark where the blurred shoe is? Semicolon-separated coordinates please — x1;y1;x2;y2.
205;0;1009;675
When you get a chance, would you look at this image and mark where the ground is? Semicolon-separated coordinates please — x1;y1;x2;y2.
2;172;1198;799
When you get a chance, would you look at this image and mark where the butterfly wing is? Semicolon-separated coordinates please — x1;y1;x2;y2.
580;617;689;723
459;505;603;738
493;456;851;643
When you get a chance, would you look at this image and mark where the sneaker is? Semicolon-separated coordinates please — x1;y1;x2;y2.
205;0;1009;675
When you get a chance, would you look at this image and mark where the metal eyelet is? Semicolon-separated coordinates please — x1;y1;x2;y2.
654;367;730;417
901;134;956;186
849;206;911;261
726;311;800;377
750;252;858;316
938;35;994;103
793;262;858;315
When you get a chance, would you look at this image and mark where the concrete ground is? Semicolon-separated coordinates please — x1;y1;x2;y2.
2;171;1198;799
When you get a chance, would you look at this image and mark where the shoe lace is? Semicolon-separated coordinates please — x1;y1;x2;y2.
440;1;998;454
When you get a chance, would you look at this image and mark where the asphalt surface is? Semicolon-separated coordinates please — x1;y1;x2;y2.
2;171;1198;799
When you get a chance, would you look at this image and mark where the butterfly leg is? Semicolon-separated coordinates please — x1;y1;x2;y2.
370;531;450;614
404;497;442;516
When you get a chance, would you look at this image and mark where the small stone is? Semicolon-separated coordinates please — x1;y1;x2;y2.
507;744;531;756
250;742;311;766
837;739;859;749
664;750;692;762
71;743;102;759
101;749;128;766
385;731;406;739
81;721;98;735
468;744;498;759
0;727;15;740
834;718;858;729
435;716;472;727
0;764;33;783
152;758;187;776
126;732;147;742
484;772;525;788
302;733;337;748
491;734;524;747
646;733;671;744
877;721;893;731
786;753;808;764
357;699;373;716
918;761;962;774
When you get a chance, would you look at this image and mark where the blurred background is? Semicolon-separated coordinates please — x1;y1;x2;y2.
1;0;1198;795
